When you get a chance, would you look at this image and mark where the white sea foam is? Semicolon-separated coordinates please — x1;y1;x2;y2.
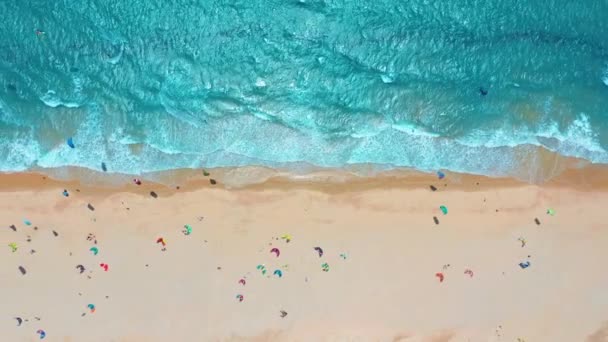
460;113;607;163
106;44;124;65
380;73;395;84
391;122;440;138
40;91;81;108
255;78;267;87
0;131;41;171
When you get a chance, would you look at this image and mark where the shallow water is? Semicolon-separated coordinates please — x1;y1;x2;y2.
1;0;607;179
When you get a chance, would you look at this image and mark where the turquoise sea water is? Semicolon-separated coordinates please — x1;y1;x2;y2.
1;0;607;179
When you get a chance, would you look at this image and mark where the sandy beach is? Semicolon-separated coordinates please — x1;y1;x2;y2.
2;168;608;342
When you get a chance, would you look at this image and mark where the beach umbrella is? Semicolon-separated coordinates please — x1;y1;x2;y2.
280;310;288;318
238;278;246;285
67;137;75;148
89;247;99;255
314;247;324;257
280;234;292;243
36;329;46;339
99;263;109;272
76;265;85;274
273;269;283;278
270;247;280;257
256;264;266;275
183;225;192;235
519;261;531;269
547;208;555;216
439;205;448;215
87;304;96;313
236;294;244;302
14;317;22;326
23;219;32;226
321;262;329;272
8;242;17;252
464;269;474;278
435;272;444;282
156;237;166;246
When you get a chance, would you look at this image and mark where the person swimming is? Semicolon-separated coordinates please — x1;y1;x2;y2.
479;87;488;96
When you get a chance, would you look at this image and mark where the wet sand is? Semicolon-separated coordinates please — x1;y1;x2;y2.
1;168;608;341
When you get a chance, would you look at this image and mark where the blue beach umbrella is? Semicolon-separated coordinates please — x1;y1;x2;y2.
519;261;531;269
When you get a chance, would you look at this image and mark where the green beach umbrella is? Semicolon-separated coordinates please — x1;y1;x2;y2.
257;264;267;275
440;205;448;215
183;224;192;235
547;208;555;216
89;246;99;255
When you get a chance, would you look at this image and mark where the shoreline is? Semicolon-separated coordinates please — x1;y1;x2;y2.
1;161;608;194
2;141;604;187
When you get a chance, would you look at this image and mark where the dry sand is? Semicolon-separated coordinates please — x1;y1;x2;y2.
1;169;608;342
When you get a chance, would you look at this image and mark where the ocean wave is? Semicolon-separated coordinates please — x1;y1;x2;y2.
0;128;41;171
460;113;606;161
6;109;602;181
391;122;440;138
39;91;82;108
